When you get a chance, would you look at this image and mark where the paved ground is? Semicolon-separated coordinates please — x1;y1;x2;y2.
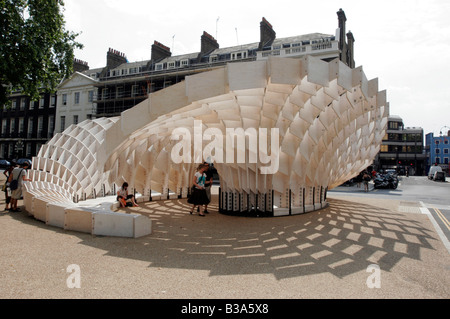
0;178;449;300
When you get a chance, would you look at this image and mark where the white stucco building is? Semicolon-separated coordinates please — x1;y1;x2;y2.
55;71;99;134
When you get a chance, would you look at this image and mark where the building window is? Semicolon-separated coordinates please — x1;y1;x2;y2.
29;100;35;110
168;61;175;69
116;87;124;98
88;90;94;103
388;122;399;130
19;118;24;134
60;116;65;132
102;88;109;100
380;145;388;152
62;94;67;105
435;140;440;145
48;115;54;137
444;158;449;164
155;63;164;71
11;100;17;110
10;119;15;134
20;98;26;110
231;51;247;60
50;95;56;107
73;115;78;125
435;149;440;154
180;59;189;67
444;148;449;154
131;85;139;97
26;143;32;157
2;119;7;134
74;92;80;104
28;118;33;138
39;97;45;109
37;116;43;137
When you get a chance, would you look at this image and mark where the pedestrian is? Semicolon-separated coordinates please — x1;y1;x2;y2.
2;163;14;211
371;169;377;179
188;163;210;217
363;171;371;192
116;182;139;207
9;161;31;212
203;162;214;214
356;171;363;188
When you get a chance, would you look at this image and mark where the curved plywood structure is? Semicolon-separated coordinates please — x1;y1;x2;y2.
24;56;388;235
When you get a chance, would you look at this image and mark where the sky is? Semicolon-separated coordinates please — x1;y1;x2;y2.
62;0;450;137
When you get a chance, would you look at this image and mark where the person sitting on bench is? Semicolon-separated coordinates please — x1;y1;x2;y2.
116;182;138;207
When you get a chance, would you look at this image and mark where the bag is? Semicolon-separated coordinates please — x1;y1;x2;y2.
9;179;18;191
126;202;133;207
1;184;6;192
9;169;24;191
187;186;195;198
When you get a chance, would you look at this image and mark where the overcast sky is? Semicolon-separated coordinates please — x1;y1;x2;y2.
63;0;450;137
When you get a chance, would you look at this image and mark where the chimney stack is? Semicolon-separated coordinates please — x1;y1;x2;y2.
106;48;128;69
337;8;355;68
151;41;172;63
197;31;219;62
346;31;355;68
73;58;89;72
258;17;276;50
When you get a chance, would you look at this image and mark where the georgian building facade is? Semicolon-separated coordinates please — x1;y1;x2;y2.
0;91;56;160
1;9;356;161
55;71;99;134
92;11;355;117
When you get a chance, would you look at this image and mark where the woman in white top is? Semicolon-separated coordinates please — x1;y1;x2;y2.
9;161;31;212
187;164;210;216
116;182;138;207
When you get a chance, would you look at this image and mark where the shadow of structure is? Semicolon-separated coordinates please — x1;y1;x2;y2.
70;196;437;280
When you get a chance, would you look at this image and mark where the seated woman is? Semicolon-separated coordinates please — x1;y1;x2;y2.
116;182;138;207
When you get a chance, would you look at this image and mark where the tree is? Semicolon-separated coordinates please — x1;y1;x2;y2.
0;0;82;107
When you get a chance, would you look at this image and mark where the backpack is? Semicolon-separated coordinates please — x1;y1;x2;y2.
8;169;23;191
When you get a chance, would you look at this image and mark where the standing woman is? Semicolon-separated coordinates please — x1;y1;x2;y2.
3;164;14;211
188;164;210;217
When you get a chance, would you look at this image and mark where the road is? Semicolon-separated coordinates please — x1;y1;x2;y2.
329;176;450;252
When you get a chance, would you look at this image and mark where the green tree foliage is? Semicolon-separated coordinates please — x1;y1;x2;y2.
0;0;82;107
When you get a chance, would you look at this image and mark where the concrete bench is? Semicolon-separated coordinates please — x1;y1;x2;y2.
23;187;152;238
63;206;152;238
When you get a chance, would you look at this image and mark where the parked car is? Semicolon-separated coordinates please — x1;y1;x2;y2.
428;165;443;180
0;159;11;169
